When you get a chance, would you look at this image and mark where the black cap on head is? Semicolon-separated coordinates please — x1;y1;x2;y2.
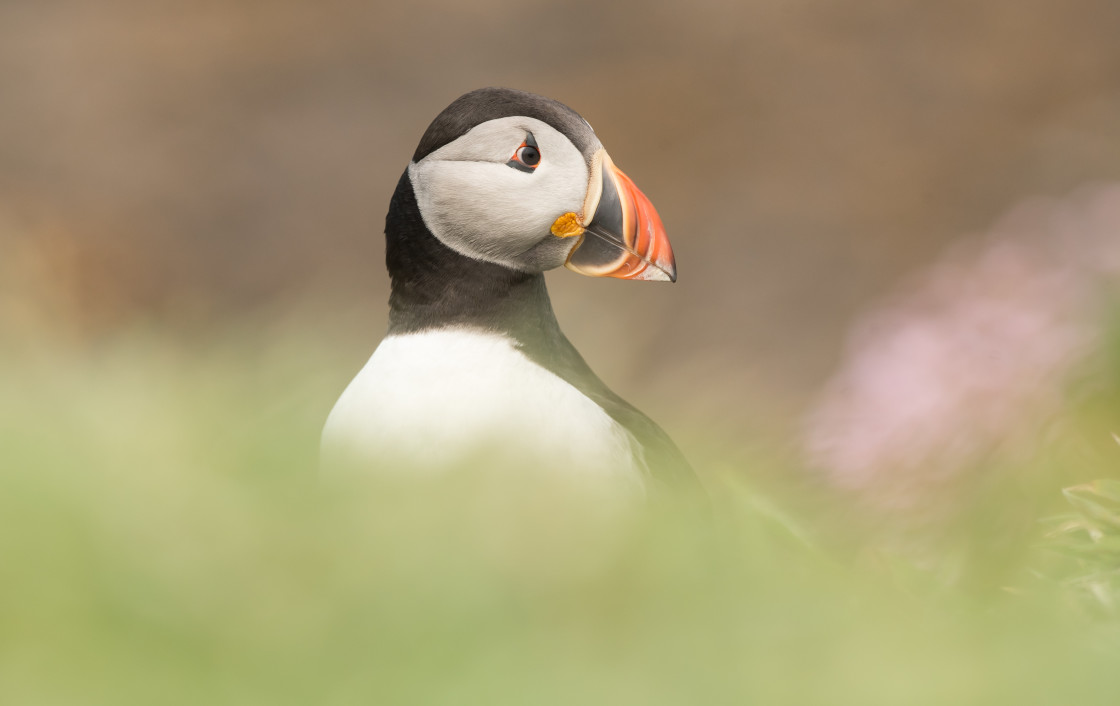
412;87;599;162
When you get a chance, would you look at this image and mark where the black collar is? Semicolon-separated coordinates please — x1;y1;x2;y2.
385;170;557;343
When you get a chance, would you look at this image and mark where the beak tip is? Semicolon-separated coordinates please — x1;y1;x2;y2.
654;256;677;283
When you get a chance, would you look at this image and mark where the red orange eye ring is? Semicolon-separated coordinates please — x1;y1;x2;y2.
506;132;541;173
517;143;540;166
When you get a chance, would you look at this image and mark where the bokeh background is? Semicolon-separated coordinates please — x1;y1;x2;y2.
4;2;1120;702
6;0;1119;410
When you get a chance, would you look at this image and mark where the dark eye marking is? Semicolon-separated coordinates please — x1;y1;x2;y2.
507;132;541;173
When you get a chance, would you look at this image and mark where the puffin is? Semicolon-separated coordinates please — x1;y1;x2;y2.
322;87;695;493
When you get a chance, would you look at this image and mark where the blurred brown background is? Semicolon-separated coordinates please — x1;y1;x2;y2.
2;0;1119;435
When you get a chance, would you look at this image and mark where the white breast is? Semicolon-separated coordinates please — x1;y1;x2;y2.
321;329;643;490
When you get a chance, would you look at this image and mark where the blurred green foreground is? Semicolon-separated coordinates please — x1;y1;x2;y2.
2;325;1120;706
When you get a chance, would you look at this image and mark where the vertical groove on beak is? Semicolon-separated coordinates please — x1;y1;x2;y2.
565;153;677;282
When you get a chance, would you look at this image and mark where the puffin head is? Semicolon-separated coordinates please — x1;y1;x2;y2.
406;87;677;282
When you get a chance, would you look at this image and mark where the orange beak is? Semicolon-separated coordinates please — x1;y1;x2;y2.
564;152;677;282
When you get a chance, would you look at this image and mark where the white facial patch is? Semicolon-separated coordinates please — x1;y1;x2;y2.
408;116;597;271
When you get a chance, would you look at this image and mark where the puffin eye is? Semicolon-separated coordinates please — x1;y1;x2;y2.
507;132;540;173
517;144;540;166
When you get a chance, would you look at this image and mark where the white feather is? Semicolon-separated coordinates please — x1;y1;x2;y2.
321;329;644;492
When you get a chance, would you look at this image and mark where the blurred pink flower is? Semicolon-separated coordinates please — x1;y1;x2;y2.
804;183;1120;510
